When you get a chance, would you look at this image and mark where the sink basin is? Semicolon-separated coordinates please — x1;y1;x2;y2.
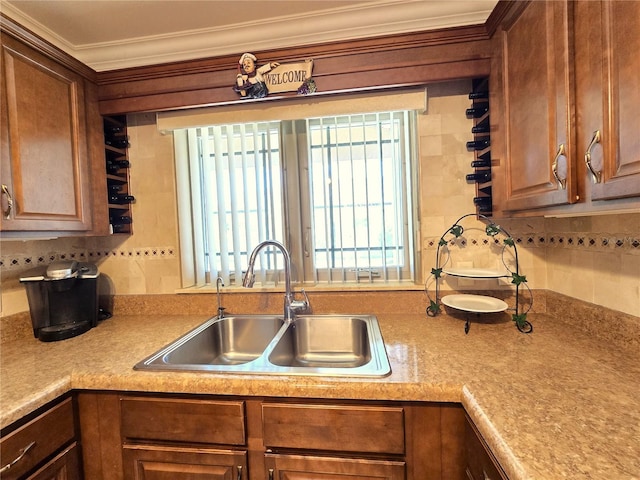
134;314;391;377
163;315;284;366
269;316;371;368
135;315;284;371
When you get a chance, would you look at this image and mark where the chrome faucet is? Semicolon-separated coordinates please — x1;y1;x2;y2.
216;276;225;318
242;240;309;323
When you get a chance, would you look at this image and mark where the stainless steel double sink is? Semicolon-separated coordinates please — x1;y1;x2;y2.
134;314;391;377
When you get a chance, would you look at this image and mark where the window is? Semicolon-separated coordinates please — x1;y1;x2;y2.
174;111;418;288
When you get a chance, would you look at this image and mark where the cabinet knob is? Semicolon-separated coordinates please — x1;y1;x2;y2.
551;144;567;190
236;465;243;480
1;184;13;219
584;130;602;184
268;468;274;480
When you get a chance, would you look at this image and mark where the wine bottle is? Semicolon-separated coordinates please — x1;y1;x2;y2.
108;183;124;193
104;125;125;134
468;91;489;99
109;194;135;204
106;159;130;174
465;105;489;118
471;158;491;168
476;203;492;213
466;171;491;183
473;196;492;206
109;215;132;225
105;137;130;149
471;119;490;134
466;139;491;151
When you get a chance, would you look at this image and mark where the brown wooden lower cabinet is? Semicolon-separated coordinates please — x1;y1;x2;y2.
122;445;247;480
264;453;405;480
0;396;81;480
465;415;508;480
78;392;470;480
25;443;81;480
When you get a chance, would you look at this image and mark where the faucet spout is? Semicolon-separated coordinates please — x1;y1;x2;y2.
242;240;308;322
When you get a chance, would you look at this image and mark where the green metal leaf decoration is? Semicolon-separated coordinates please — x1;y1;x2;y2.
486;224;501;237
438;238;448;247
427;300;441;315
431;267;443;279
511;273;527;285
504;237;515;247
450;225;464;237
512;313;528;329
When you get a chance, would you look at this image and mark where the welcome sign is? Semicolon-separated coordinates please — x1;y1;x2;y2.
264;59;314;94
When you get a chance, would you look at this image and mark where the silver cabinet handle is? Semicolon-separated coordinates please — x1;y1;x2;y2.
0;441;36;474
584;129;602;183
551;143;567;190
1;184;13;219
268;468;274;480
483;469;493;480
236;465;243;480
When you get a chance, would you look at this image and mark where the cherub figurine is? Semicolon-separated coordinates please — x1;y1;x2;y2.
233;53;279;98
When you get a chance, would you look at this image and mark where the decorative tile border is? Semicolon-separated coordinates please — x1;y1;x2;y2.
2;233;639;274
424;233;640;254
0;247;177;273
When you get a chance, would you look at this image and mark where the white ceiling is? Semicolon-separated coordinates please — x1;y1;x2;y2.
0;0;497;72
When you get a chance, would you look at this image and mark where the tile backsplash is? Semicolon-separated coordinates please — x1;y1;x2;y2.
1;82;638;319
1;244;177;275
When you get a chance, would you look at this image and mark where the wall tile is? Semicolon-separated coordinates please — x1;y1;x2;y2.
2;87;638;322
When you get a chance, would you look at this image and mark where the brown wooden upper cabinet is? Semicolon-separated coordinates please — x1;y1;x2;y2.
493;0;640;215
496;0;577;213
575;0;640;201
0;33;96;232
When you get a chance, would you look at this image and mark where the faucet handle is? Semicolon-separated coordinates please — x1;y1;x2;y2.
290;288;310;313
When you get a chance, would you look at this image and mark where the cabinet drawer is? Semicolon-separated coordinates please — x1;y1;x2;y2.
262;403;405;454
0;397;75;479
121;397;246;446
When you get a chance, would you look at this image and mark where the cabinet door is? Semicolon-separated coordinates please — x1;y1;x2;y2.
123;445;247;480
576;0;640;200
464;416;507;480
26;443;81;480
500;0;577;212
0;34;92;231
265;453;405;480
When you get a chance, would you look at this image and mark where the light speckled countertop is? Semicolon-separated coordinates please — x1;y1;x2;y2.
1;311;639;479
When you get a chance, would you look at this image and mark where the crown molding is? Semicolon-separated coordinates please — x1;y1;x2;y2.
1;0;496;72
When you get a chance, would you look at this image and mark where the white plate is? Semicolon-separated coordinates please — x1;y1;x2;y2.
441;294;508;313
442;267;510;278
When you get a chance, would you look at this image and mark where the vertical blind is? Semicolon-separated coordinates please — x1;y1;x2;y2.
173;111;416;288
305;112;412;283
174;122;283;287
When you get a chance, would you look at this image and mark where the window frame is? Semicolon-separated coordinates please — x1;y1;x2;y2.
173;106;421;289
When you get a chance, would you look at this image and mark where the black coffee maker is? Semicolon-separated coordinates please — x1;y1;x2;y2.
20;260;100;342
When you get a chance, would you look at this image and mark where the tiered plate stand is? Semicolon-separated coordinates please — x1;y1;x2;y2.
426;213;533;334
